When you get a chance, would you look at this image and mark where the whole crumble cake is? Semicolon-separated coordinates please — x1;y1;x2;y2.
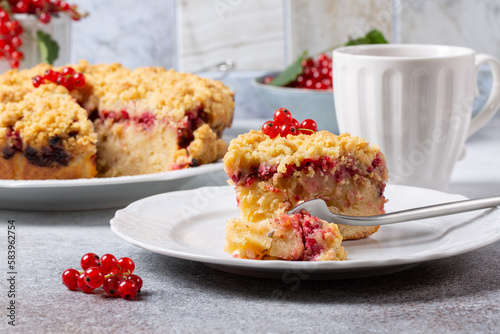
0;61;234;180
223;129;388;241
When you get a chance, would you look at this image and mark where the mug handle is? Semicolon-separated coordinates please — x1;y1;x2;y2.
468;54;500;137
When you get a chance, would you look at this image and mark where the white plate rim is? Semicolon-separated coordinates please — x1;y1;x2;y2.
0;161;224;189
110;185;500;273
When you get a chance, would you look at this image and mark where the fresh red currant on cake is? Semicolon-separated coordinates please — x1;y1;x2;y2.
261;108;317;138
72;73;86;87
32;75;45;88
280;122;298;137
261;120;279;139
273;108;293;124
299;119;318;135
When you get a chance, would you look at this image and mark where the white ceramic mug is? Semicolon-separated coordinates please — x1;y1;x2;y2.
333;44;500;191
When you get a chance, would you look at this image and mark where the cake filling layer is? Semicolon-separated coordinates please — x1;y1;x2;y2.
225;210;347;261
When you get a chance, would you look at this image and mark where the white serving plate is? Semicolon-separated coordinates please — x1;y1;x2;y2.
110;184;500;279
0;162;227;211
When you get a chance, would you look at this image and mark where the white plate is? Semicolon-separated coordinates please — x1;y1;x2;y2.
110;185;500;279
0;162;228;211
0;119;264;211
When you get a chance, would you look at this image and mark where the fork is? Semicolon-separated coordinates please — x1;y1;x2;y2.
287;196;500;226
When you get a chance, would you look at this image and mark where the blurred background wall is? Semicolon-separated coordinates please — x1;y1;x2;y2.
71;0;500;69
70;0;499;118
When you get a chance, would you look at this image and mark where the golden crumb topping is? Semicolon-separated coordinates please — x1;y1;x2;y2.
224;130;381;174
0;60;234;132
0;87;96;150
80;62;234;129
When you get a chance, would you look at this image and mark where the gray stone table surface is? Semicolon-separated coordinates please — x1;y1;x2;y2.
1;116;500;333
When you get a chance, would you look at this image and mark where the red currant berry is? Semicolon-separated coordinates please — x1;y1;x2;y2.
32;75;45;88
261;120;279;139
291;118;300;128
56;74;68;87
299;119;318;135
280;123;298;137
39;13;51;24
77;273;94;293
65;76;75;91
43;69;58;82
9;59;19;69
11;36;22;48
273;108;293;125
15;1;30;14
11;51;23;61
314;81;325;90
12;21;23;36
263;76;273;84
0;11;10;22
128;274;143;293
117;257;135;274
72;73;85;87
0;22;9;35
99;254;119;275
317;53;329;62
83;267;105;289
62;268;80;290
102;276;120;297
61;2;71;11
118;280;138;299
80;253;100;270
62;67;76;76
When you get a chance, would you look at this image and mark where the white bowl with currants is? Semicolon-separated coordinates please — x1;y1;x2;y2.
252;30;389;135
252;52;339;134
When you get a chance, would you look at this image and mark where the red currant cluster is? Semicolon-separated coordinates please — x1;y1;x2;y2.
264;53;333;90
0;8;24;68
9;0;85;22
0;1;86;68
262;108;318;139
62;253;143;300
293;53;332;90
32;66;85;90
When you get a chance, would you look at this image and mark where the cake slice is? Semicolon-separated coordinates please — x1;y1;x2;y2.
223;130;388;240
0;86;97;180
225;210;346;261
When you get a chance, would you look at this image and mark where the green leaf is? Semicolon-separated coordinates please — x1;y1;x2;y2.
345;29;388;46
36;30;59;65
269;50;308;86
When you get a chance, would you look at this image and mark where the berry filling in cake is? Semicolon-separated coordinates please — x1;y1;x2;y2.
25;136;70;167
225;210;346;261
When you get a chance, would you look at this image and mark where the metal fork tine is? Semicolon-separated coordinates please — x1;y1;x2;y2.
288;196;500;226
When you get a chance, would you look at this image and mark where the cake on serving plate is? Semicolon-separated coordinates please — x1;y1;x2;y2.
0;61;234;180
223;108;388;244
226;209;347;261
